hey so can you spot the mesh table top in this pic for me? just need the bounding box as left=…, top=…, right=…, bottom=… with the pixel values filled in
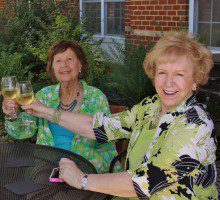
left=0, top=143, right=106, bottom=200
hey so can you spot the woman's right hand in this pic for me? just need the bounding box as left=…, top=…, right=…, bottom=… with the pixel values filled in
left=21, top=99, right=52, bottom=119
left=2, top=98, right=19, bottom=116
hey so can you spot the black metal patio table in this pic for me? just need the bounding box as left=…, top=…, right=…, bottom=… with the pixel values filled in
left=0, top=143, right=106, bottom=200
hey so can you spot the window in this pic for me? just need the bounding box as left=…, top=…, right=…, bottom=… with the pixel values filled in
left=190, top=0, right=220, bottom=49
left=80, top=0, right=125, bottom=37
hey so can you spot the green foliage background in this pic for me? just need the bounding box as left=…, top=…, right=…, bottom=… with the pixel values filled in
left=104, top=38, right=156, bottom=103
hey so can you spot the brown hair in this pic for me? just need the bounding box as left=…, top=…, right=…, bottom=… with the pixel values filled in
left=46, top=40, right=88, bottom=82
left=144, top=31, right=213, bottom=86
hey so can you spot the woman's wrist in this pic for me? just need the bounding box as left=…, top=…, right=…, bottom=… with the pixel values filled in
left=40, top=107, right=55, bottom=122
left=52, top=108, right=63, bottom=124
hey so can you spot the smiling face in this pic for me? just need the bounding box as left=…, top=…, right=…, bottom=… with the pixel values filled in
left=154, top=57, right=195, bottom=112
left=52, top=48, right=81, bottom=84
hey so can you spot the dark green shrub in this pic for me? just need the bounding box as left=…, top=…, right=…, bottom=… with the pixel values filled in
left=104, top=37, right=156, bottom=104
left=0, top=0, right=79, bottom=82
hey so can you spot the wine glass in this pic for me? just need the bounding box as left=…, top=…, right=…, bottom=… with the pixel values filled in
left=1, top=76, right=18, bottom=120
left=16, top=81, right=35, bottom=125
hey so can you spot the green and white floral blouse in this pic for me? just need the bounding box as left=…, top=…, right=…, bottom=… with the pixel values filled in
left=93, top=94, right=218, bottom=199
left=5, top=81, right=120, bottom=173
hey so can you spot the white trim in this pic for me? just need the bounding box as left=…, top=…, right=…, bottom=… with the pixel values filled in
left=188, top=0, right=194, bottom=33
left=101, top=0, right=105, bottom=37
left=79, top=0, right=83, bottom=20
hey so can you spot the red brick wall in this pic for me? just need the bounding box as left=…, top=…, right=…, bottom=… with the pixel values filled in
left=125, top=0, right=189, bottom=45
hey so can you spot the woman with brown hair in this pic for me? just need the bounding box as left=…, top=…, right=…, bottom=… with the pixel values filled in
left=2, top=40, right=120, bottom=174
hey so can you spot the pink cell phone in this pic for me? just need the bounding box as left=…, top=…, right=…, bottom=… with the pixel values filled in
left=49, top=167, right=64, bottom=182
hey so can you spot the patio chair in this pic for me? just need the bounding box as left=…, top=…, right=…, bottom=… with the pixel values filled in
left=103, top=90, right=135, bottom=155
left=196, top=69, right=220, bottom=195
left=102, top=90, right=136, bottom=110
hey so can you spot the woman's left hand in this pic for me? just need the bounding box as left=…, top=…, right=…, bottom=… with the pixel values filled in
left=59, top=158, right=84, bottom=189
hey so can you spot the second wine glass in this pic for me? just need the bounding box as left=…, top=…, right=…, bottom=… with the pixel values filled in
left=16, top=81, right=35, bottom=125
left=1, top=76, right=18, bottom=120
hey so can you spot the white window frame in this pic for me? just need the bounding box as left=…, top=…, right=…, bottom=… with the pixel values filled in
left=79, top=0, right=125, bottom=42
left=189, top=0, right=220, bottom=53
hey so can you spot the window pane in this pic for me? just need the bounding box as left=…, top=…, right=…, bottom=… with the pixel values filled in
left=198, top=23, right=211, bottom=46
left=198, top=0, right=211, bottom=21
left=83, top=3, right=101, bottom=34
left=212, top=24, right=220, bottom=46
left=105, top=2, right=125, bottom=35
left=213, top=0, right=220, bottom=21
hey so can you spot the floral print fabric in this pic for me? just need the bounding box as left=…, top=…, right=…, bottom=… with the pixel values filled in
left=5, top=81, right=120, bottom=173
left=93, top=94, right=218, bottom=199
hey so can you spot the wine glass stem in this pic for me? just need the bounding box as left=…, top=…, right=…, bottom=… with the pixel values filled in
left=25, top=110, right=29, bottom=122
left=12, top=107, right=16, bottom=118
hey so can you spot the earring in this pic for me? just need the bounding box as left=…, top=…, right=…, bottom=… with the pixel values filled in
left=192, top=84, right=197, bottom=91
left=78, top=68, right=83, bottom=79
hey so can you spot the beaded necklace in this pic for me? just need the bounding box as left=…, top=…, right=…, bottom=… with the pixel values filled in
left=58, top=90, right=80, bottom=112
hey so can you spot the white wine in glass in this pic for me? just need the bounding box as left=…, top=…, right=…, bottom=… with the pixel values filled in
left=1, top=76, right=18, bottom=119
left=16, top=81, right=35, bottom=125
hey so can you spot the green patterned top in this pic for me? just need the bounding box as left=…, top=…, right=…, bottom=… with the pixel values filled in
left=5, top=81, right=120, bottom=173
left=93, top=94, right=218, bottom=199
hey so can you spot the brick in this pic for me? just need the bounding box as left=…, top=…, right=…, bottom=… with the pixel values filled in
left=173, top=5, right=181, bottom=10
left=177, top=10, right=188, bottom=15
left=172, top=16, right=180, bottom=21
left=168, top=11, right=176, bottom=15
left=158, top=21, right=167, bottom=26
left=181, top=5, right=189, bottom=10
left=145, top=16, right=154, bottom=20
left=138, top=15, right=146, bottom=20
left=151, top=0, right=159, bottom=4
left=135, top=1, right=142, bottom=5
left=146, top=5, right=154, bottom=10
left=147, top=26, right=154, bottom=30
left=159, top=0, right=168, bottom=4
left=155, top=5, right=163, bottom=10
left=168, top=22, right=177, bottom=26
left=155, top=27, right=162, bottom=31
left=130, top=15, right=138, bottom=20
left=150, top=11, right=159, bottom=15
left=134, top=11, right=141, bottom=15
left=178, top=0, right=188, bottom=4
left=163, top=16, right=172, bottom=21
left=168, top=0, right=177, bottom=4
left=155, top=16, right=162, bottom=20
left=138, top=26, right=146, bottom=30
left=142, top=11, right=150, bottom=15
left=163, top=27, right=172, bottom=31
left=138, top=6, right=146, bottom=10
left=142, top=21, right=150, bottom=25
left=130, top=6, right=138, bottom=10
left=159, top=11, right=167, bottom=15
left=177, top=21, right=188, bottom=27
left=150, top=21, right=157, bottom=26
left=164, top=5, right=172, bottom=10
left=135, top=21, right=142, bottom=25
left=130, top=25, right=138, bottom=29
left=142, top=1, right=150, bottom=5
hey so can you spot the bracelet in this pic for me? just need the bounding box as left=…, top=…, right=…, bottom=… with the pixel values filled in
left=81, top=174, right=88, bottom=190
left=53, top=108, right=63, bottom=124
